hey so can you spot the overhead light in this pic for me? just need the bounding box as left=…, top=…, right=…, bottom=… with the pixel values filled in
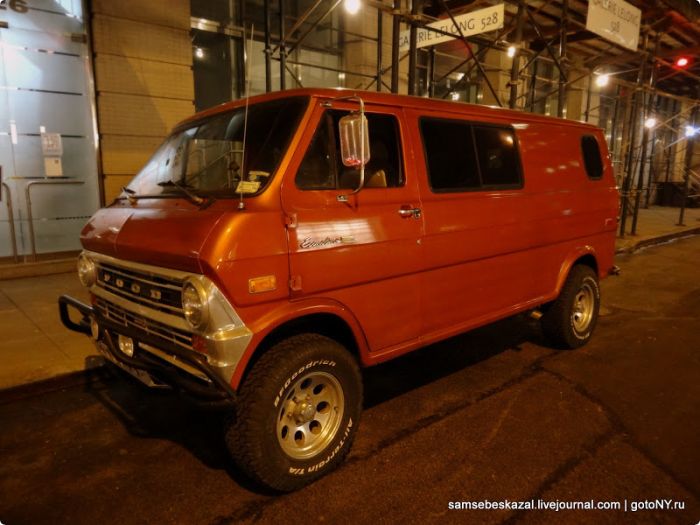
left=344, top=0, right=361, bottom=14
left=507, top=46, right=516, bottom=58
left=686, top=125, right=698, bottom=137
left=450, top=91, right=460, bottom=101
left=195, top=47, right=204, bottom=59
left=595, top=73, right=610, bottom=87
left=644, top=117, right=656, bottom=129
left=675, top=56, right=690, bottom=68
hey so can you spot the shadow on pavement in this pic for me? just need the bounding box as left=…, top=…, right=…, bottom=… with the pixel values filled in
left=84, top=312, right=546, bottom=494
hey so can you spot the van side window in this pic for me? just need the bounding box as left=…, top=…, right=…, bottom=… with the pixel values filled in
left=420, top=118, right=521, bottom=192
left=473, top=126, right=520, bottom=187
left=419, top=118, right=479, bottom=191
left=295, top=114, right=336, bottom=190
left=296, top=111, right=403, bottom=190
left=581, top=135, right=603, bottom=180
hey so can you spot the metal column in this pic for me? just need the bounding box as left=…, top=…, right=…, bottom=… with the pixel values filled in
left=584, top=73, right=593, bottom=122
left=619, top=41, right=647, bottom=237
left=508, top=1, right=525, bottom=109
left=557, top=0, right=568, bottom=117
left=391, top=0, right=400, bottom=93
left=407, top=0, right=419, bottom=95
left=678, top=107, right=697, bottom=226
left=376, top=8, right=383, bottom=92
left=428, top=46, right=436, bottom=98
left=279, top=0, right=286, bottom=90
left=264, top=0, right=272, bottom=92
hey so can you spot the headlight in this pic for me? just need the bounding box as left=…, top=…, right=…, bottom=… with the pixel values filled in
left=182, top=280, right=209, bottom=329
left=77, top=254, right=97, bottom=287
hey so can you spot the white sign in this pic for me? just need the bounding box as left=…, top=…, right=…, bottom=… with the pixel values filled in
left=586, top=0, right=641, bottom=51
left=41, top=132, right=63, bottom=156
left=44, top=157, right=63, bottom=177
left=399, top=4, right=505, bottom=51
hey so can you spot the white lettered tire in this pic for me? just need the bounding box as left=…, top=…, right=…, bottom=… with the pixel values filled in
left=225, top=333, right=362, bottom=491
left=541, top=264, right=600, bottom=349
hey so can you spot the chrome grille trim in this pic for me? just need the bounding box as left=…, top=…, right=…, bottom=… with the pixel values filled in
left=91, top=286, right=190, bottom=331
left=95, top=298, right=193, bottom=351
left=81, top=250, right=254, bottom=386
left=97, top=264, right=182, bottom=291
left=96, top=262, right=184, bottom=316
left=98, top=280, right=183, bottom=315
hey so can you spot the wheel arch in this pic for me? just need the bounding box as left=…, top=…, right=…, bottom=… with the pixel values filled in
left=230, top=302, right=369, bottom=390
left=555, top=247, right=599, bottom=296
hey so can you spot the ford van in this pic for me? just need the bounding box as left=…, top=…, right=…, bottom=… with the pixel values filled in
left=59, top=88, right=619, bottom=491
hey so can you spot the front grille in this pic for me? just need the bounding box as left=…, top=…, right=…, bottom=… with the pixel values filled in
left=95, top=298, right=193, bottom=351
left=96, top=262, right=184, bottom=317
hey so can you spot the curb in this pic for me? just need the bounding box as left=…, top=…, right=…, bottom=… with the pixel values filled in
left=615, top=227, right=700, bottom=254
left=0, top=258, right=76, bottom=281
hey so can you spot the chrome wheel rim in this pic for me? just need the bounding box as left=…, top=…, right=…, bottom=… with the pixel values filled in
left=572, top=281, right=595, bottom=334
left=276, top=371, right=344, bottom=460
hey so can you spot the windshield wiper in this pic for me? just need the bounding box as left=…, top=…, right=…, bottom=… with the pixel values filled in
left=121, top=186, right=138, bottom=205
left=157, top=179, right=211, bottom=208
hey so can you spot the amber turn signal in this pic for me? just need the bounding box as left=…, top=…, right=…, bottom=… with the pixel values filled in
left=248, top=275, right=277, bottom=294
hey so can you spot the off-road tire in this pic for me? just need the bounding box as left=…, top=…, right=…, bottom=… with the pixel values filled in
left=541, top=265, right=600, bottom=349
left=225, top=334, right=362, bottom=492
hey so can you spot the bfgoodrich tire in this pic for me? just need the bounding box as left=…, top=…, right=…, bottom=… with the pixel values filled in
left=225, top=334, right=362, bottom=492
left=541, top=265, right=600, bottom=349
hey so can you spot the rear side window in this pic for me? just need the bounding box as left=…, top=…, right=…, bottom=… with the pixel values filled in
left=420, top=117, right=521, bottom=192
left=581, top=135, right=603, bottom=180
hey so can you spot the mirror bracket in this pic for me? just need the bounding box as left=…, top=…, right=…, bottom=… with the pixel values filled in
left=326, top=94, right=368, bottom=202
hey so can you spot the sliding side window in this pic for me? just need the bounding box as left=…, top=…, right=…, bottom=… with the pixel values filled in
left=473, top=126, right=521, bottom=188
left=420, top=118, right=521, bottom=192
left=420, top=118, right=479, bottom=191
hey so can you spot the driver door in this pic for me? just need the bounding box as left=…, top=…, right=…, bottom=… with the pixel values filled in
left=280, top=101, right=424, bottom=353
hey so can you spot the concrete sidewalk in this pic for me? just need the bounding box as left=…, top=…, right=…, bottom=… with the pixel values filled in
left=615, top=205, right=700, bottom=253
left=1, top=205, right=699, bottom=393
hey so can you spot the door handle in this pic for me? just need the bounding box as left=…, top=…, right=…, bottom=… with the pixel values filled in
left=398, top=207, right=421, bottom=219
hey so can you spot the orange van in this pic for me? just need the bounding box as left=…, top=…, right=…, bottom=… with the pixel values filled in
left=59, top=88, right=619, bottom=491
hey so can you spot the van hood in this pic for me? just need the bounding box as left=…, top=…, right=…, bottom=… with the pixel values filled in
left=81, top=205, right=226, bottom=273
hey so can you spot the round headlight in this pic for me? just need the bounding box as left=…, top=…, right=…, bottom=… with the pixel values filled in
left=77, top=254, right=97, bottom=287
left=182, top=280, right=209, bottom=329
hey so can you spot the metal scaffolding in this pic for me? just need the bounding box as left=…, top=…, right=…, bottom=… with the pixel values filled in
left=222, top=0, right=700, bottom=236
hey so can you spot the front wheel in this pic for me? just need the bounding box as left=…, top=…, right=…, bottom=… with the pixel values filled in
left=225, top=334, right=362, bottom=492
left=541, top=265, right=600, bottom=349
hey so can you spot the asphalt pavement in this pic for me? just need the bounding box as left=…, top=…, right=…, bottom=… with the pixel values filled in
left=1, top=236, right=699, bottom=525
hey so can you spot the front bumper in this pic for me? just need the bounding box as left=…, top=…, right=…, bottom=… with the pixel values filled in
left=59, top=295, right=237, bottom=403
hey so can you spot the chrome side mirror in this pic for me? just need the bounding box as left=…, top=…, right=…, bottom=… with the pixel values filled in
left=339, top=113, right=370, bottom=168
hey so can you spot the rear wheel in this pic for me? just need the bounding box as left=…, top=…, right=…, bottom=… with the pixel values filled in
left=225, top=334, right=362, bottom=492
left=541, top=265, right=600, bottom=349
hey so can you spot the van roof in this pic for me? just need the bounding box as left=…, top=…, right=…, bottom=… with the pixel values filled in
left=176, top=87, right=601, bottom=132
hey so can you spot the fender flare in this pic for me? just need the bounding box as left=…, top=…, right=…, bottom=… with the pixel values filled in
left=230, top=297, right=370, bottom=390
left=554, top=245, right=598, bottom=296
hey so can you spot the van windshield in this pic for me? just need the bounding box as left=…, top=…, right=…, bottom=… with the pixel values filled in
left=124, top=97, right=308, bottom=199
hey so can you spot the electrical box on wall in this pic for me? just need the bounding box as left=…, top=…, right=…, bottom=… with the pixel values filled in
left=41, top=132, right=64, bottom=177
